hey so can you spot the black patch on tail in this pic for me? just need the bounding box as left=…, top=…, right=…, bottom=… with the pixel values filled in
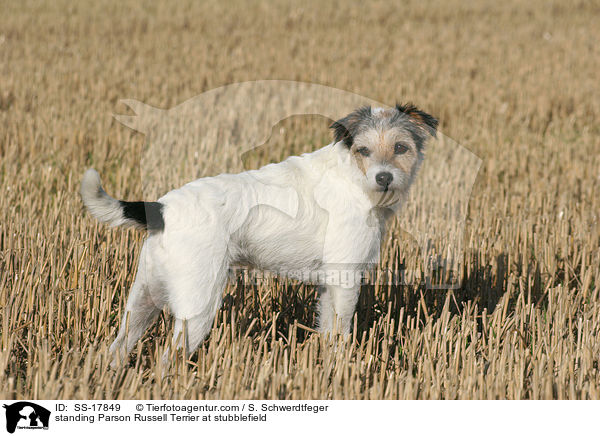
left=120, top=201, right=165, bottom=231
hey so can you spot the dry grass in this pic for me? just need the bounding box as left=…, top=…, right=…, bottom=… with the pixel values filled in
left=1, top=0, right=599, bottom=399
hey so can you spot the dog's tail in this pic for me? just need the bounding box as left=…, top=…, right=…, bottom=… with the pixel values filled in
left=80, top=168, right=164, bottom=231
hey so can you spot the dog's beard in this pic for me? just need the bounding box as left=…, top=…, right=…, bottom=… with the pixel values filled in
left=372, top=189, right=399, bottom=208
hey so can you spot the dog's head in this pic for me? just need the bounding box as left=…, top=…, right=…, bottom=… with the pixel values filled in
left=331, top=103, right=437, bottom=196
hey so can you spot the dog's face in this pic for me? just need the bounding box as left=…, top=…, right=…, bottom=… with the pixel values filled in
left=331, top=104, right=438, bottom=195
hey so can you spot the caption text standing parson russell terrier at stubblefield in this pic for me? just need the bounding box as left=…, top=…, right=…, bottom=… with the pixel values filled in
left=80, top=103, right=437, bottom=363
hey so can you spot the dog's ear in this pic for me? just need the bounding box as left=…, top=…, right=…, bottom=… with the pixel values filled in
left=330, top=119, right=351, bottom=147
left=330, top=106, right=372, bottom=148
left=396, top=103, right=438, bottom=139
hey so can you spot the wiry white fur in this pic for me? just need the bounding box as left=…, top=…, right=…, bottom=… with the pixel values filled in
left=80, top=168, right=142, bottom=228
left=84, top=140, right=422, bottom=365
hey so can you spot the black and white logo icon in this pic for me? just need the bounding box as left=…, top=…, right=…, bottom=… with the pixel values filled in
left=2, top=402, right=50, bottom=434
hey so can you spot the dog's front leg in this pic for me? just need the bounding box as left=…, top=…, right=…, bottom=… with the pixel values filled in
left=317, top=284, right=360, bottom=337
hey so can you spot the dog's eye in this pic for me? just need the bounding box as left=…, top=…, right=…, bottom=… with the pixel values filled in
left=394, top=142, right=409, bottom=155
left=356, top=147, right=371, bottom=157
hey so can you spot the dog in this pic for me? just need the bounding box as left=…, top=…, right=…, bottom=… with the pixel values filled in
left=80, top=103, right=437, bottom=363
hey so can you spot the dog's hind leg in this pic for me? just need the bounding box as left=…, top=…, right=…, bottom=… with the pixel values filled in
left=160, top=241, right=230, bottom=366
left=170, top=311, right=218, bottom=356
left=109, top=279, right=161, bottom=365
left=161, top=295, right=225, bottom=367
left=109, top=244, right=162, bottom=365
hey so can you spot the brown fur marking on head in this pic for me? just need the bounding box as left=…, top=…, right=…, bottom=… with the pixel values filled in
left=350, top=127, right=419, bottom=176
left=395, top=102, right=438, bottom=140
left=352, top=148, right=368, bottom=174
left=332, top=104, right=436, bottom=184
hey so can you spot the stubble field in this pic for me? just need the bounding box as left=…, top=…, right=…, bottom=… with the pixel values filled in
left=1, top=0, right=599, bottom=399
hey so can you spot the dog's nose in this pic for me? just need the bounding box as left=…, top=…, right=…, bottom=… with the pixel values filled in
left=375, top=172, right=393, bottom=188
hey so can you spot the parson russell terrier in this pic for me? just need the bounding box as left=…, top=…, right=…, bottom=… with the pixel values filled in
left=80, top=103, right=437, bottom=363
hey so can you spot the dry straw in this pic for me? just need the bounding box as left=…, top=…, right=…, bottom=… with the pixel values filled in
left=0, top=0, right=598, bottom=399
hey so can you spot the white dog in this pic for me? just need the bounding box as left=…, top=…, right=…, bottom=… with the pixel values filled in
left=80, top=103, right=437, bottom=362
